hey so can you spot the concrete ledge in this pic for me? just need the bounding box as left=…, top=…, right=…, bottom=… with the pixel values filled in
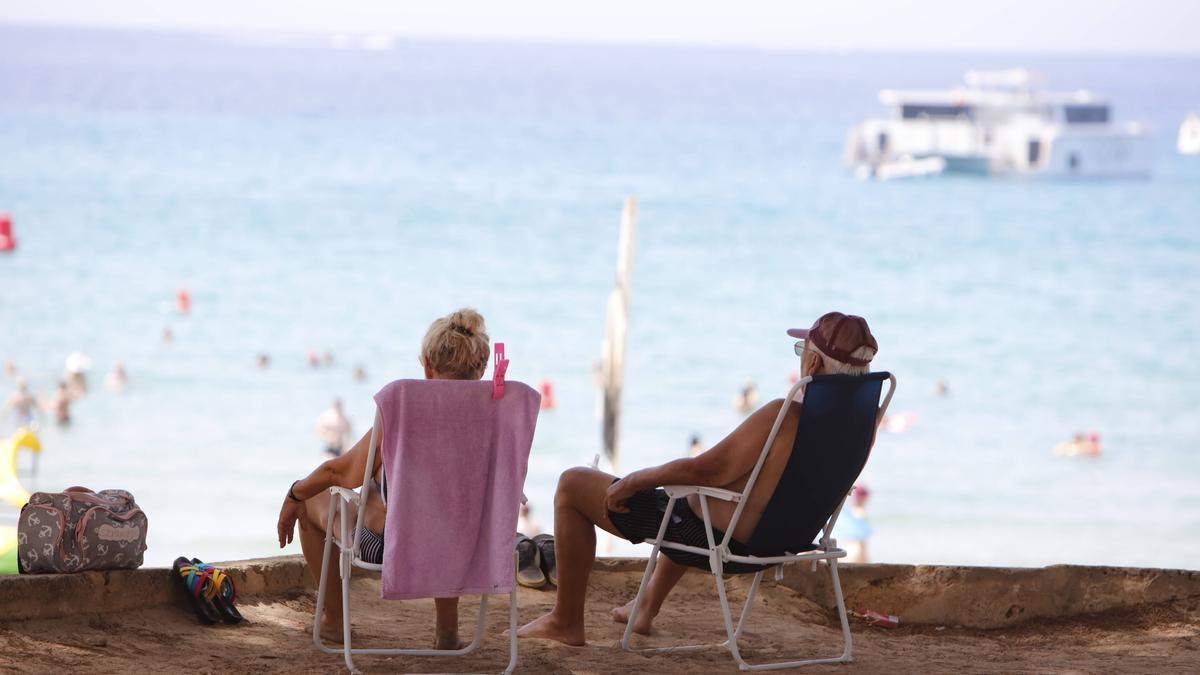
left=0, top=555, right=314, bottom=622
left=2, top=556, right=1197, bottom=628
left=777, top=562, right=1200, bottom=629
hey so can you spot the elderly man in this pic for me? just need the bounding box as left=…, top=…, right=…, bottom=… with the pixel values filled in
left=518, top=312, right=878, bottom=645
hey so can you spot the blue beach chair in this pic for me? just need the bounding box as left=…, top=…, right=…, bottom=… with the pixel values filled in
left=620, top=371, right=897, bottom=670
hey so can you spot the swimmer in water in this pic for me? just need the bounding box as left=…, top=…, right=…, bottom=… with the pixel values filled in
left=64, top=352, right=90, bottom=399
left=176, top=289, right=191, bottom=314
left=47, top=381, right=71, bottom=426
left=539, top=380, right=556, bottom=410
left=733, top=380, right=759, bottom=415
left=1054, top=432, right=1101, bottom=458
left=4, top=377, right=38, bottom=428
left=315, top=398, right=352, bottom=458
left=105, top=361, right=128, bottom=393
left=688, top=434, right=704, bottom=457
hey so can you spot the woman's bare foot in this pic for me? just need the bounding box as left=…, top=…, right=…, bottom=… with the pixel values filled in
left=434, top=633, right=468, bottom=650
left=611, top=599, right=655, bottom=635
left=516, top=612, right=586, bottom=646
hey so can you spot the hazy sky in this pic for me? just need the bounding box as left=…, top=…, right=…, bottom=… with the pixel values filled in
left=4, top=0, right=1198, bottom=54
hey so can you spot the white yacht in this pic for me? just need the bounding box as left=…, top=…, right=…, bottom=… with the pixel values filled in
left=1178, top=113, right=1200, bottom=155
left=844, top=69, right=1153, bottom=179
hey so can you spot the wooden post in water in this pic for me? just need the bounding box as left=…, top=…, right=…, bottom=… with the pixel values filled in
left=601, top=197, right=637, bottom=475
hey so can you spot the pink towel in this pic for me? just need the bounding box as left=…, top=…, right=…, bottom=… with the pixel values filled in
left=375, top=379, right=540, bottom=600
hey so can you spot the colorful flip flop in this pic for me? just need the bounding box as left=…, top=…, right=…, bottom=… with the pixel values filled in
left=515, top=534, right=546, bottom=589
left=173, top=556, right=221, bottom=625
left=191, top=558, right=244, bottom=624
left=532, top=534, right=557, bottom=587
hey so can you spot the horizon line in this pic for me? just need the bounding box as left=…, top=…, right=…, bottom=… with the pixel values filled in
left=3, top=20, right=1200, bottom=59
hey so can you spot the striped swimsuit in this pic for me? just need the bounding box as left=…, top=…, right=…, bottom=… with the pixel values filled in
left=356, top=473, right=386, bottom=565
left=357, top=526, right=385, bottom=565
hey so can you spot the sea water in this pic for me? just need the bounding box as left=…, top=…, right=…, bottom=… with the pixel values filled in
left=1, top=26, right=1198, bottom=570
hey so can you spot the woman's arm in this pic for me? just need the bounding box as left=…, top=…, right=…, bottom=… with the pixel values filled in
left=291, top=428, right=377, bottom=499
left=276, top=428, right=381, bottom=547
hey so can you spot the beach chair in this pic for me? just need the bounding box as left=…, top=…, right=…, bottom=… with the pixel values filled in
left=313, top=371, right=540, bottom=674
left=620, top=372, right=896, bottom=670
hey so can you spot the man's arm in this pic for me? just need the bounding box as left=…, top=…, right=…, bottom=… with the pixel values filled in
left=607, top=400, right=788, bottom=512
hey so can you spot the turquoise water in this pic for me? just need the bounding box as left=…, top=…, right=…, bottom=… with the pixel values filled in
left=1, top=26, right=1198, bottom=569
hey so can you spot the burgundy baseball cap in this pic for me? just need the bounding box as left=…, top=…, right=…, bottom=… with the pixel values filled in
left=787, top=312, right=878, bottom=367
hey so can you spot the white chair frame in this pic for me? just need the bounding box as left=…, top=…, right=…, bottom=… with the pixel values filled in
left=620, top=373, right=897, bottom=670
left=313, top=408, right=519, bottom=674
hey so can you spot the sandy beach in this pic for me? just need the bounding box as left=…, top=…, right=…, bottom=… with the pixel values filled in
left=2, top=557, right=1197, bottom=673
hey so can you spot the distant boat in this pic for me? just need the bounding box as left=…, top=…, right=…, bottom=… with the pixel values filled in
left=1179, top=113, right=1200, bottom=156
left=856, top=155, right=946, bottom=181
left=844, top=69, right=1153, bottom=179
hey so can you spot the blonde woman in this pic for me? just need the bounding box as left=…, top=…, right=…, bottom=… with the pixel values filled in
left=277, top=308, right=491, bottom=648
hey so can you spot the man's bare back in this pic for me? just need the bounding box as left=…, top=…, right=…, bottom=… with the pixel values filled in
left=684, top=399, right=802, bottom=543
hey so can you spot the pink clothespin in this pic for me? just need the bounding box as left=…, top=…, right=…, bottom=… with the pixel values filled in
left=492, top=342, right=509, bottom=400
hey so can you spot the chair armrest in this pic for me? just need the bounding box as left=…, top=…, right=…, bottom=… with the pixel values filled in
left=662, top=485, right=741, bottom=502
left=329, top=487, right=360, bottom=503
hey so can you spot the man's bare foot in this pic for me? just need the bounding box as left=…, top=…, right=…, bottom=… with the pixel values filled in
left=611, top=599, right=655, bottom=635
left=319, top=617, right=347, bottom=644
left=434, top=633, right=468, bottom=650
left=516, top=612, right=586, bottom=646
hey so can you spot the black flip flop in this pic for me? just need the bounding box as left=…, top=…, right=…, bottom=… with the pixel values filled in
left=192, top=558, right=244, bottom=624
left=532, top=534, right=557, bottom=586
left=173, top=556, right=221, bottom=625
left=515, top=534, right=546, bottom=589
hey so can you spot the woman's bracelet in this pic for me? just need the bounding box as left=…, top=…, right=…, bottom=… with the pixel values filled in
left=288, top=480, right=303, bottom=502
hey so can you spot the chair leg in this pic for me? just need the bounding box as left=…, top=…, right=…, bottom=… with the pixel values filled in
left=313, top=497, right=339, bottom=653
left=712, top=559, right=751, bottom=669
left=339, top=501, right=357, bottom=673
left=504, top=552, right=519, bottom=675
left=461, top=596, right=489, bottom=654
left=828, top=558, right=853, bottom=662
left=732, top=569, right=765, bottom=642
left=720, top=559, right=854, bottom=670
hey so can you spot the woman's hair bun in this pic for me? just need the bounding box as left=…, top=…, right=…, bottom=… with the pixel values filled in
left=420, top=308, right=490, bottom=379
left=447, top=309, right=485, bottom=338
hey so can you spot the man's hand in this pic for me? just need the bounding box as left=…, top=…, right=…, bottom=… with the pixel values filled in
left=605, top=475, right=638, bottom=513
left=277, top=495, right=307, bottom=548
